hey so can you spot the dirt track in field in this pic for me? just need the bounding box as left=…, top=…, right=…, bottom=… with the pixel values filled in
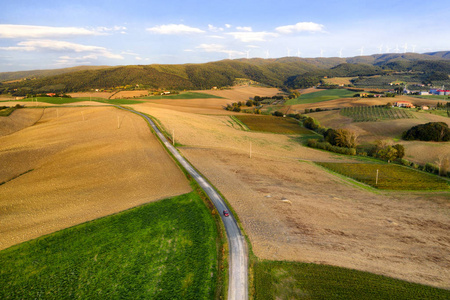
left=130, top=90, right=450, bottom=288
left=0, top=107, right=190, bottom=250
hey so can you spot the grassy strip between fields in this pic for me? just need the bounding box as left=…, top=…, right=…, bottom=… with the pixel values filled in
left=142, top=92, right=223, bottom=100
left=253, top=260, right=450, bottom=300
left=316, top=162, right=449, bottom=190
left=285, top=89, right=356, bottom=105
left=235, top=115, right=315, bottom=134
left=0, top=191, right=221, bottom=299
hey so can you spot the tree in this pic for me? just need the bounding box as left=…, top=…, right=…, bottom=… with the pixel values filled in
left=392, top=144, right=405, bottom=159
left=334, top=129, right=358, bottom=148
left=376, top=146, right=398, bottom=162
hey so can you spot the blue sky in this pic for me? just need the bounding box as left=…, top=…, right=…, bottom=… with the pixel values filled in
left=0, top=0, right=449, bottom=71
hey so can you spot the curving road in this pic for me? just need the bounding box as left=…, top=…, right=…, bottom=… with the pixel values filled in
left=123, top=107, right=248, bottom=300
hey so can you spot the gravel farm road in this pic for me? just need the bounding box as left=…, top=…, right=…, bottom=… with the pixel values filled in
left=124, top=107, right=248, bottom=300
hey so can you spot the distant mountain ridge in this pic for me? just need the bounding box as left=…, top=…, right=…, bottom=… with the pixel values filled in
left=1, top=51, right=449, bottom=93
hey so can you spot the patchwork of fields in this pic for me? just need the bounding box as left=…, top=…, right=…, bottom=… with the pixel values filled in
left=1, top=86, right=450, bottom=297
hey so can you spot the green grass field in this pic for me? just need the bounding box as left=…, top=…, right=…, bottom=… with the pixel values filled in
left=18, top=97, right=144, bottom=105
left=254, top=261, right=450, bottom=300
left=144, top=92, right=223, bottom=100
left=340, top=106, right=415, bottom=122
left=235, top=115, right=315, bottom=134
left=316, top=162, right=449, bottom=190
left=285, top=89, right=356, bottom=105
left=0, top=106, right=17, bottom=116
left=0, top=192, right=219, bottom=299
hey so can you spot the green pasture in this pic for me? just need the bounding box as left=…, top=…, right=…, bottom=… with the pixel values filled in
left=316, top=162, right=449, bottom=190
left=143, top=92, right=223, bottom=100
left=285, top=89, right=355, bottom=105
left=254, top=260, right=450, bottom=300
left=0, top=192, right=219, bottom=299
left=235, top=115, right=314, bottom=134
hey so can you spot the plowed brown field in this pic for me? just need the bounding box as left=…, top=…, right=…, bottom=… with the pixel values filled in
left=0, top=107, right=190, bottom=250
left=130, top=97, right=450, bottom=289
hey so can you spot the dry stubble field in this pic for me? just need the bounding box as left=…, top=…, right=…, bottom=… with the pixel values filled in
left=130, top=92, right=450, bottom=289
left=0, top=107, right=190, bottom=250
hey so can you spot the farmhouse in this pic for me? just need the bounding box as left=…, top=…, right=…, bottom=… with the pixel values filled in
left=421, top=105, right=429, bottom=110
left=394, top=101, right=414, bottom=108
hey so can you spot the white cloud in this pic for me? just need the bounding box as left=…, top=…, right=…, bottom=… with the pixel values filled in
left=236, top=26, right=252, bottom=32
left=208, top=35, right=225, bottom=39
left=146, top=24, right=205, bottom=34
left=196, top=43, right=244, bottom=56
left=0, top=24, right=104, bottom=39
left=0, top=40, right=123, bottom=59
left=225, top=24, right=232, bottom=29
left=226, top=31, right=278, bottom=42
left=208, top=24, right=223, bottom=32
left=275, top=22, right=325, bottom=34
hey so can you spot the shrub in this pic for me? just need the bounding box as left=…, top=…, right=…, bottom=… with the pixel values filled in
left=272, top=111, right=284, bottom=117
left=425, top=163, right=439, bottom=174
left=303, top=117, right=319, bottom=130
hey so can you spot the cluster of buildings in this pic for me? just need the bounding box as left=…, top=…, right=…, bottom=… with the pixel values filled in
left=402, top=88, right=450, bottom=96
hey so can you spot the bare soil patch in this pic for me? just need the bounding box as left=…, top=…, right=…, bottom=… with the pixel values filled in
left=130, top=102, right=450, bottom=289
left=0, top=109, right=44, bottom=137
left=196, top=86, right=281, bottom=102
left=0, top=107, right=190, bottom=250
left=143, top=98, right=235, bottom=114
left=68, top=92, right=113, bottom=99
left=111, top=90, right=149, bottom=99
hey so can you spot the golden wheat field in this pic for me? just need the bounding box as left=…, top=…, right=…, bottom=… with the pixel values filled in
left=0, top=107, right=190, bottom=250
left=130, top=95, right=450, bottom=288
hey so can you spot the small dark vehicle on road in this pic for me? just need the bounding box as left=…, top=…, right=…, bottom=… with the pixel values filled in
left=223, top=210, right=229, bottom=217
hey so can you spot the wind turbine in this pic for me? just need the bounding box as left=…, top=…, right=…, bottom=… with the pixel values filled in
left=265, top=50, right=270, bottom=59
left=411, top=45, right=417, bottom=53
left=385, top=45, right=391, bottom=53
left=378, top=44, right=383, bottom=53
left=358, top=46, right=364, bottom=56
left=320, top=48, right=324, bottom=57
left=338, top=48, right=343, bottom=58
left=286, top=47, right=291, bottom=57
left=246, top=49, right=250, bottom=59
left=403, top=43, right=408, bottom=53
left=395, top=44, right=400, bottom=53
left=297, top=49, right=301, bottom=57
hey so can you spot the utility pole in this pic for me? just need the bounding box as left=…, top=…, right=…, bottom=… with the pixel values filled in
left=376, top=169, right=379, bottom=186
left=172, top=129, right=175, bottom=146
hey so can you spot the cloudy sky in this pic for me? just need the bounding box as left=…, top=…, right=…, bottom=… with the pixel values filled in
left=0, top=0, right=449, bottom=72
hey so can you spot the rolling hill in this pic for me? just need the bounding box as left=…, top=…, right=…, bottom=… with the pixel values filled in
left=1, top=51, right=449, bottom=94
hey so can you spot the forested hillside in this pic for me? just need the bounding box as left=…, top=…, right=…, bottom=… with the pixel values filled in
left=1, top=51, right=449, bottom=94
